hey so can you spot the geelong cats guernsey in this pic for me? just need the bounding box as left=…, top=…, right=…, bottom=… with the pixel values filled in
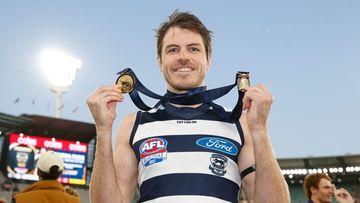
left=130, top=102, right=244, bottom=203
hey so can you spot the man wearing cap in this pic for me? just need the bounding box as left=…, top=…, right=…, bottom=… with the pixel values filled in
left=11, top=151, right=80, bottom=203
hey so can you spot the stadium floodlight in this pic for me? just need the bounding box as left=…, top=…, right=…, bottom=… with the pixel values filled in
left=39, top=49, right=82, bottom=118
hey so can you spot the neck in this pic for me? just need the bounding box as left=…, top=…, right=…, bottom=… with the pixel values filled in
left=165, top=86, right=207, bottom=108
left=310, top=197, right=322, bottom=203
left=166, top=86, right=207, bottom=94
left=167, top=83, right=206, bottom=94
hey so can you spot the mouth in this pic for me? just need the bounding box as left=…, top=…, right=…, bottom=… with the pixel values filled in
left=174, top=66, right=194, bottom=72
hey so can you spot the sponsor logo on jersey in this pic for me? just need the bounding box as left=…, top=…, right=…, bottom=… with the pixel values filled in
left=209, top=154, right=228, bottom=176
left=196, top=137, right=238, bottom=155
left=139, top=138, right=168, bottom=167
left=176, top=120, right=197, bottom=124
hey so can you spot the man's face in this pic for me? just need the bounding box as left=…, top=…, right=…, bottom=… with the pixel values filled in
left=158, top=27, right=210, bottom=93
left=312, top=178, right=334, bottom=203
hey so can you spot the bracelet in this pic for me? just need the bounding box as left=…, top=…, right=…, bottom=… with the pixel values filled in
left=240, top=165, right=256, bottom=179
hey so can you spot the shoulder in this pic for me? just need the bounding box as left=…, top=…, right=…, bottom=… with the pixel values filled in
left=11, top=189, right=32, bottom=202
left=115, top=112, right=138, bottom=145
left=121, top=112, right=138, bottom=128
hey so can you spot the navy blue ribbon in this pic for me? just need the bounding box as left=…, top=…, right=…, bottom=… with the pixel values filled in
left=116, top=68, right=245, bottom=120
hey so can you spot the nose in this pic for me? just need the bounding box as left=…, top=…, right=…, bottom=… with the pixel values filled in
left=178, top=58, right=189, bottom=66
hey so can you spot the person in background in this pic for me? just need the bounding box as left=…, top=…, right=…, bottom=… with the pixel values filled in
left=303, top=173, right=355, bottom=203
left=11, top=151, right=80, bottom=203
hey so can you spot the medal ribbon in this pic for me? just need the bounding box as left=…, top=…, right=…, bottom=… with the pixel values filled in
left=116, top=68, right=246, bottom=120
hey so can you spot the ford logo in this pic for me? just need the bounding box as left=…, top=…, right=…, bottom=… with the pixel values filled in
left=196, top=137, right=238, bottom=155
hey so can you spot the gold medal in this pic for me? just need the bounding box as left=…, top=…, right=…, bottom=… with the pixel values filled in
left=237, top=72, right=250, bottom=92
left=116, top=73, right=135, bottom=93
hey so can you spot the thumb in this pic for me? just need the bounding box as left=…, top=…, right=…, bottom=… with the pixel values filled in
left=332, top=184, right=337, bottom=192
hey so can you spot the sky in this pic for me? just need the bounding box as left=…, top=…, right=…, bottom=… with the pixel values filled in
left=0, top=1, right=359, bottom=159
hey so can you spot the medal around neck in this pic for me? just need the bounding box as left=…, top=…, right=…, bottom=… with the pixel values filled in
left=116, top=70, right=135, bottom=93
left=115, top=67, right=250, bottom=121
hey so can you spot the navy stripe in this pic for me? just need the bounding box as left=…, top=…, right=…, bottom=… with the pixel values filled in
left=139, top=103, right=235, bottom=124
left=139, top=173, right=239, bottom=203
left=133, top=135, right=241, bottom=163
left=140, top=111, right=234, bottom=123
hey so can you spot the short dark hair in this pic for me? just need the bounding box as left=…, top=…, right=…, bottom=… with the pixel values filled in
left=303, top=173, right=332, bottom=199
left=37, top=166, right=63, bottom=180
left=156, top=10, right=212, bottom=61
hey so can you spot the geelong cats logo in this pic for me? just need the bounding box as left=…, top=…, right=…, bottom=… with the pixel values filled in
left=209, top=154, right=228, bottom=176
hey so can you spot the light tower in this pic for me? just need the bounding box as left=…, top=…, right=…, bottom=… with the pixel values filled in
left=40, top=49, right=82, bottom=118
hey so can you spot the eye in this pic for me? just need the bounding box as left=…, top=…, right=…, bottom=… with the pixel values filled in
left=166, top=47, right=178, bottom=54
left=189, top=47, right=200, bottom=52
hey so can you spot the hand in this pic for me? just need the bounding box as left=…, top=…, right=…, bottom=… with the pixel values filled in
left=64, top=185, right=80, bottom=197
left=332, top=184, right=354, bottom=203
left=86, top=85, right=124, bottom=130
left=242, top=84, right=273, bottom=133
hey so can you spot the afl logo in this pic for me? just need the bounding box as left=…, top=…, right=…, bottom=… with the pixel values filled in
left=139, top=138, right=168, bottom=167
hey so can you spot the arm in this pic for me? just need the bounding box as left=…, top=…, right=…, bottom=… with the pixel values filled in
left=241, top=84, right=290, bottom=203
left=87, top=85, right=137, bottom=203
left=113, top=113, right=139, bottom=202
left=237, top=114, right=255, bottom=201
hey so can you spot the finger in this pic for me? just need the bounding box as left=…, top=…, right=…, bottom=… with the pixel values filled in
left=101, top=91, right=124, bottom=99
left=339, top=188, right=349, bottom=197
left=241, top=85, right=258, bottom=108
left=112, top=84, right=123, bottom=93
left=103, top=95, right=124, bottom=103
left=332, top=184, right=337, bottom=192
left=108, top=101, right=118, bottom=111
left=242, top=94, right=251, bottom=110
left=242, top=86, right=264, bottom=109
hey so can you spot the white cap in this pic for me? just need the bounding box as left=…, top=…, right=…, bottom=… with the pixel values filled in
left=37, top=151, right=64, bottom=173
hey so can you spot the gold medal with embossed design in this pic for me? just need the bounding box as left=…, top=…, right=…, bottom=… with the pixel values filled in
left=237, top=72, right=250, bottom=92
left=116, top=73, right=135, bottom=93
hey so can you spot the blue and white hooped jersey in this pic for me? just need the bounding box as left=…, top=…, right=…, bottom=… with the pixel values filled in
left=130, top=102, right=244, bottom=203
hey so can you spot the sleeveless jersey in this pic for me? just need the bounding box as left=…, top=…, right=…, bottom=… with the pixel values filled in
left=130, top=102, right=244, bottom=203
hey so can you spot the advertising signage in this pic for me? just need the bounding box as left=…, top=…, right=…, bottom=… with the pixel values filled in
left=7, top=133, right=88, bottom=185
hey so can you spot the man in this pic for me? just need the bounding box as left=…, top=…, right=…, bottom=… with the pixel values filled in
left=11, top=151, right=80, bottom=203
left=87, top=10, right=289, bottom=203
left=303, top=173, right=354, bottom=203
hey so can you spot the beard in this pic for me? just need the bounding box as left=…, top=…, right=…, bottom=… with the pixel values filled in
left=162, top=61, right=206, bottom=92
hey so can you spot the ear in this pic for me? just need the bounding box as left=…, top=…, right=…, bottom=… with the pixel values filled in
left=310, top=186, right=317, bottom=195
left=206, top=57, right=211, bottom=72
left=157, top=55, right=164, bottom=72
